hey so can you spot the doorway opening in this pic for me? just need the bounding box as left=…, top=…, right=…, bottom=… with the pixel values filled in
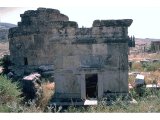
left=24, top=57, right=28, bottom=65
left=85, top=74, right=98, bottom=99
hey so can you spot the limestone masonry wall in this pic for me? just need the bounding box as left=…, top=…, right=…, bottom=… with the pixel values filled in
left=8, top=8, right=133, bottom=100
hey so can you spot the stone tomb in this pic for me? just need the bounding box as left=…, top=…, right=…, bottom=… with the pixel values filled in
left=9, top=8, right=133, bottom=105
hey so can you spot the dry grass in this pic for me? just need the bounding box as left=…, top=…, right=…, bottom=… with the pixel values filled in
left=144, top=71, right=160, bottom=84
left=129, top=53, right=160, bottom=61
left=36, top=82, right=55, bottom=111
left=129, top=52, right=160, bottom=85
left=147, top=53, right=160, bottom=59
left=128, top=75, right=136, bottom=85
left=0, top=42, right=9, bottom=58
left=131, top=62, right=143, bottom=72
left=129, top=54, right=146, bottom=61
left=129, top=71, right=160, bottom=85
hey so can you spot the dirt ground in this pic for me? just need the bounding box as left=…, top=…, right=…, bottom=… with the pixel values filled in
left=129, top=52, right=160, bottom=85
left=129, top=53, right=160, bottom=61
left=0, top=42, right=9, bottom=58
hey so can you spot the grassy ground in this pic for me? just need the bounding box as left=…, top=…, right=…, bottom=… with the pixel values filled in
left=65, top=89, right=160, bottom=112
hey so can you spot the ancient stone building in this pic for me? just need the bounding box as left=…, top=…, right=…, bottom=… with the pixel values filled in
left=151, top=41, right=160, bottom=53
left=8, top=8, right=133, bottom=104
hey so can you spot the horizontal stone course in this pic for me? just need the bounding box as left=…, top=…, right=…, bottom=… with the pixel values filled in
left=93, top=19, right=133, bottom=27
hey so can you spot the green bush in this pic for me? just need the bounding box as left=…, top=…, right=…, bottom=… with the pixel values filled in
left=142, top=62, right=160, bottom=71
left=0, top=75, right=55, bottom=112
left=0, top=76, right=22, bottom=103
left=131, top=61, right=160, bottom=72
left=0, top=75, right=22, bottom=112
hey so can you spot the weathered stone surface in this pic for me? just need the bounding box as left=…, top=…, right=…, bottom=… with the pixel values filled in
left=37, top=65, right=54, bottom=77
left=92, top=19, right=133, bottom=27
left=7, top=71, right=14, bottom=79
left=9, top=8, right=133, bottom=101
left=38, top=65, right=54, bottom=72
left=19, top=8, right=69, bottom=26
left=41, top=71, right=54, bottom=77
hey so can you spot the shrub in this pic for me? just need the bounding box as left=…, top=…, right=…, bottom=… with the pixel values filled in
left=142, top=62, right=160, bottom=71
left=0, top=75, right=22, bottom=104
left=0, top=75, right=56, bottom=112
left=0, top=75, right=22, bottom=112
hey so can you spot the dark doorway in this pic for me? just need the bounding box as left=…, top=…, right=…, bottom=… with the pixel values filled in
left=24, top=57, right=28, bottom=65
left=85, top=74, right=98, bottom=99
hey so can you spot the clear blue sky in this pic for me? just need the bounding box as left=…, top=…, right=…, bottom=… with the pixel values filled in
left=0, top=0, right=160, bottom=39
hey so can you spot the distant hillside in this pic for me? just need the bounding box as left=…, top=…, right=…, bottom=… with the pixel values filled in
left=0, top=22, right=17, bottom=29
left=135, top=38, right=160, bottom=46
left=0, top=22, right=17, bottom=42
left=136, top=38, right=160, bottom=42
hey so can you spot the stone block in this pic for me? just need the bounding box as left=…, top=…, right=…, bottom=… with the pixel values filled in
left=92, top=19, right=133, bottom=27
left=38, top=65, right=54, bottom=72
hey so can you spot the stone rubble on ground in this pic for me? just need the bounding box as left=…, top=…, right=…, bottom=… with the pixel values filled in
left=23, top=72, right=41, bottom=81
left=129, top=98, right=138, bottom=104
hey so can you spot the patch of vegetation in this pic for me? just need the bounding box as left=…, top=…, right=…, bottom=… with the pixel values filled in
left=0, top=75, right=22, bottom=112
left=150, top=53, right=160, bottom=59
left=0, top=76, right=22, bottom=103
left=130, top=61, right=160, bottom=72
left=65, top=88, right=160, bottom=113
left=131, top=62, right=143, bottom=72
left=142, top=62, right=160, bottom=71
left=128, top=75, right=136, bottom=84
left=0, top=75, right=55, bottom=112
left=34, top=81, right=55, bottom=112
